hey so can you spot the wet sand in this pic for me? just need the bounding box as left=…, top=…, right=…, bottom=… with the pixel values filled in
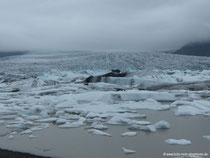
left=0, top=110, right=209, bottom=158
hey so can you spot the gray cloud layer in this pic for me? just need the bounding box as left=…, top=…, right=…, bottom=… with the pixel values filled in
left=0, top=0, right=210, bottom=51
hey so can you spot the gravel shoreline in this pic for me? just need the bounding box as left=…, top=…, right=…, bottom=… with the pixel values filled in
left=0, top=149, right=51, bottom=158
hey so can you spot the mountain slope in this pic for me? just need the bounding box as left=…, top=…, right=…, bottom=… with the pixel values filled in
left=174, top=42, right=210, bottom=57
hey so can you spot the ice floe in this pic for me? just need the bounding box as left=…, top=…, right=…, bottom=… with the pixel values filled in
left=165, top=139, right=192, bottom=145
left=58, top=117, right=86, bottom=128
left=175, top=106, right=204, bottom=116
left=154, top=120, right=171, bottom=129
left=203, top=136, right=210, bottom=140
left=31, top=124, right=49, bottom=131
left=8, top=135, right=14, bottom=139
left=121, top=132, right=137, bottom=137
left=29, top=135, right=37, bottom=139
left=90, top=122, right=108, bottom=130
left=173, top=100, right=210, bottom=116
left=122, top=147, right=136, bottom=154
left=119, top=99, right=170, bottom=111
left=99, top=90, right=176, bottom=102
left=20, top=129, right=32, bottom=134
left=128, top=124, right=156, bottom=132
left=88, top=129, right=111, bottom=137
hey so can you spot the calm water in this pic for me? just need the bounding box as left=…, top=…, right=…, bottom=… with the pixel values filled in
left=0, top=110, right=210, bottom=158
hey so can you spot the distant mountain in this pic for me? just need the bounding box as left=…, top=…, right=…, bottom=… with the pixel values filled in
left=0, top=51, right=27, bottom=58
left=174, top=42, right=210, bottom=57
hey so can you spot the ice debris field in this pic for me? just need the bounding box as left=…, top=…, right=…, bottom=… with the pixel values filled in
left=0, top=51, right=210, bottom=156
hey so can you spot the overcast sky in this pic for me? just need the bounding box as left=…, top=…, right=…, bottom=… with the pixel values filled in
left=0, top=0, right=210, bottom=51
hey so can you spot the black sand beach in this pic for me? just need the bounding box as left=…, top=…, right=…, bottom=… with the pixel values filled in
left=0, top=149, right=51, bottom=158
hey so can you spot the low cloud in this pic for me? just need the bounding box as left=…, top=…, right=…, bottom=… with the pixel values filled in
left=0, top=0, right=210, bottom=51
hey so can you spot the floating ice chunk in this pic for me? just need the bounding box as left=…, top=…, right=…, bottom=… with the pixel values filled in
left=128, top=124, right=144, bottom=130
left=120, top=99, right=170, bottom=111
left=15, top=117, right=25, bottom=122
left=56, top=118, right=68, bottom=125
left=6, top=123, right=27, bottom=129
left=175, top=106, right=204, bottom=116
left=107, top=116, right=130, bottom=125
left=36, top=118, right=57, bottom=123
left=165, top=139, right=191, bottom=145
left=68, top=115, right=81, bottom=120
left=128, top=124, right=156, bottom=132
left=29, top=135, right=37, bottom=139
left=25, top=115, right=40, bottom=121
left=0, top=120, right=4, bottom=125
left=122, top=147, right=136, bottom=154
left=58, top=117, right=86, bottom=128
left=55, top=110, right=65, bottom=117
left=128, top=120, right=151, bottom=125
left=86, top=112, right=101, bottom=118
left=31, top=123, right=49, bottom=131
left=154, top=120, right=171, bottom=129
left=203, top=136, right=210, bottom=140
left=8, top=135, right=14, bottom=139
left=88, top=129, right=111, bottom=137
left=10, top=131, right=18, bottom=135
left=204, top=113, right=210, bottom=117
left=20, top=129, right=32, bottom=134
left=0, top=115, right=17, bottom=120
left=100, top=90, right=175, bottom=102
left=121, top=132, right=137, bottom=137
left=58, top=122, right=72, bottom=128
left=0, top=111, right=17, bottom=115
left=140, top=125, right=156, bottom=132
left=86, top=117, right=106, bottom=123
left=91, top=122, right=108, bottom=130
